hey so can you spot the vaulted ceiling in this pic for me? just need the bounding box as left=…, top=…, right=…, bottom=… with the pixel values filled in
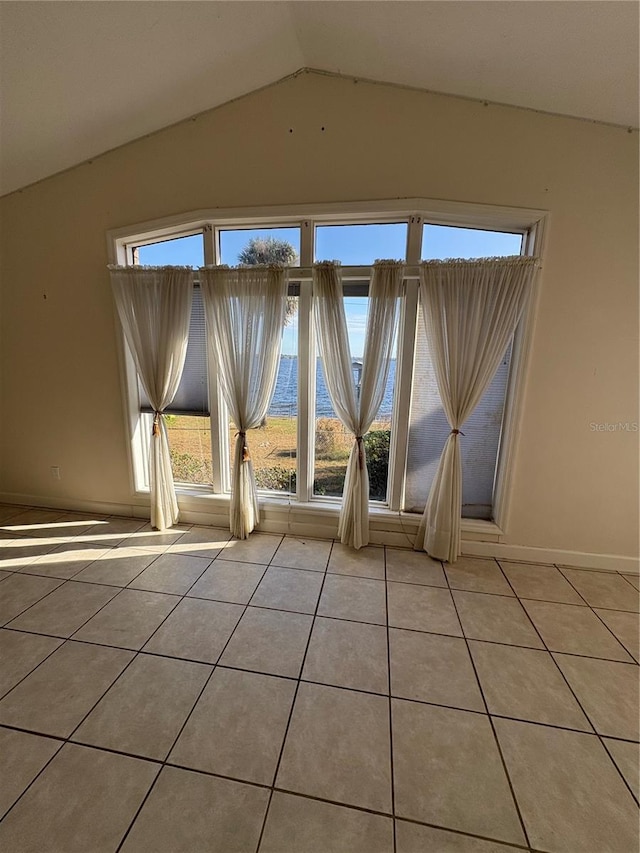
left=1, top=1, right=637, bottom=197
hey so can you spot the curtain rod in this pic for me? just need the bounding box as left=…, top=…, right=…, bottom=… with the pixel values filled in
left=290, top=265, right=421, bottom=280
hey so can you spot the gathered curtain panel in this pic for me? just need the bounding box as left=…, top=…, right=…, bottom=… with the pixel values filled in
left=109, top=266, right=193, bottom=531
left=314, top=261, right=403, bottom=549
left=200, top=265, right=288, bottom=539
left=414, top=255, right=538, bottom=563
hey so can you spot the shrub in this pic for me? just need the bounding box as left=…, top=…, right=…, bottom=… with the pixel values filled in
left=170, top=450, right=212, bottom=485
left=255, top=466, right=296, bottom=492
left=316, top=418, right=349, bottom=458
left=364, top=429, right=390, bottom=501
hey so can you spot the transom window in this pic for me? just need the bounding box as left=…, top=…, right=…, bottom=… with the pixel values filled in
left=111, top=200, right=543, bottom=527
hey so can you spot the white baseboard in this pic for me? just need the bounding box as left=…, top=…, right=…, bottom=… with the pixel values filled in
left=1, top=490, right=637, bottom=574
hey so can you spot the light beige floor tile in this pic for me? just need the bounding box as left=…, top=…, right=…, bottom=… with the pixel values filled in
left=74, top=588, right=180, bottom=649
left=2, top=508, right=66, bottom=529
left=469, top=641, right=591, bottom=730
left=0, top=573, right=64, bottom=624
left=594, top=608, right=639, bottom=660
left=272, top=536, right=332, bottom=572
left=186, top=559, right=266, bottom=604
left=7, top=581, right=119, bottom=637
left=120, top=766, right=268, bottom=853
left=453, top=591, right=544, bottom=648
left=0, top=728, right=62, bottom=818
left=561, top=568, right=640, bottom=612
left=127, top=552, right=211, bottom=595
left=169, top=667, right=295, bottom=784
left=390, top=629, right=484, bottom=710
left=387, top=582, right=462, bottom=635
left=522, top=600, right=632, bottom=660
left=144, top=598, right=244, bottom=663
left=495, top=718, right=639, bottom=853
left=71, top=548, right=157, bottom=586
left=385, top=548, right=447, bottom=587
left=277, top=682, right=391, bottom=812
left=121, top=523, right=192, bottom=553
left=82, top=516, right=148, bottom=547
left=499, top=561, right=583, bottom=604
left=553, top=654, right=640, bottom=740
left=622, top=574, right=640, bottom=592
left=396, top=821, right=519, bottom=852
left=318, top=575, right=386, bottom=624
left=166, top=525, right=232, bottom=559
left=604, top=738, right=640, bottom=800
left=19, top=542, right=112, bottom=579
left=73, top=654, right=210, bottom=759
left=392, top=699, right=524, bottom=845
left=328, top=543, right=385, bottom=579
left=13, top=514, right=104, bottom=540
left=261, top=791, right=394, bottom=853
left=0, top=569, right=13, bottom=581
left=0, top=641, right=134, bottom=736
left=0, top=539, right=58, bottom=569
left=221, top=532, right=282, bottom=565
left=445, top=557, right=513, bottom=596
left=0, top=629, right=63, bottom=697
left=0, top=504, right=25, bottom=524
left=219, top=607, right=313, bottom=677
left=302, top=616, right=389, bottom=693
left=250, top=565, right=323, bottom=614
left=0, top=743, right=157, bottom=853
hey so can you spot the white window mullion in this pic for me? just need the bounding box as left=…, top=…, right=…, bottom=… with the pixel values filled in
left=406, top=214, right=423, bottom=265
left=204, top=224, right=228, bottom=494
left=297, top=221, right=315, bottom=502
left=387, top=279, right=418, bottom=511
left=387, top=215, right=422, bottom=511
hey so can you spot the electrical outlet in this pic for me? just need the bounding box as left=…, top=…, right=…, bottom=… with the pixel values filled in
left=51, top=466, right=61, bottom=480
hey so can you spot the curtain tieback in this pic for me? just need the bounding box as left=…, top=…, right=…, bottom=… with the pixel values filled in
left=355, top=435, right=365, bottom=470
left=235, top=431, right=251, bottom=463
left=152, top=412, right=162, bottom=437
left=451, top=428, right=465, bottom=436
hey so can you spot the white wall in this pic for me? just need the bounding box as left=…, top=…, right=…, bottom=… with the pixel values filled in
left=0, top=71, right=637, bottom=561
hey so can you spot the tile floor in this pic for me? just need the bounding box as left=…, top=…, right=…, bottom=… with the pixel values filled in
left=0, top=503, right=638, bottom=852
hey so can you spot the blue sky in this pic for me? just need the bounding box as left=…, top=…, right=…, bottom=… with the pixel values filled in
left=136, top=224, right=522, bottom=356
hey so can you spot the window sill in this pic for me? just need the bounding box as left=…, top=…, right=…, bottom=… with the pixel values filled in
left=132, top=486, right=504, bottom=544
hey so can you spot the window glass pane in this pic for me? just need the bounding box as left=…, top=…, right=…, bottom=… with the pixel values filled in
left=135, top=233, right=204, bottom=266
left=166, top=416, right=213, bottom=486
left=135, top=234, right=211, bottom=487
left=406, top=226, right=523, bottom=519
left=219, top=227, right=300, bottom=266
left=422, top=225, right=522, bottom=259
left=227, top=298, right=298, bottom=494
left=314, top=296, right=396, bottom=501
left=315, top=223, right=407, bottom=264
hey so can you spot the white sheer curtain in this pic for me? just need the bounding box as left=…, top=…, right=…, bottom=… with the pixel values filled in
left=414, top=256, right=538, bottom=562
left=200, top=266, right=288, bottom=539
left=314, top=261, right=403, bottom=549
left=109, top=266, right=193, bottom=531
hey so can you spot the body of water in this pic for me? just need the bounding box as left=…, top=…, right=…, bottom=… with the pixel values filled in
left=269, top=357, right=396, bottom=418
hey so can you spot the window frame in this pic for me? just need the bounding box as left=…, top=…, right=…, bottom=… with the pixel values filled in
left=107, top=198, right=547, bottom=537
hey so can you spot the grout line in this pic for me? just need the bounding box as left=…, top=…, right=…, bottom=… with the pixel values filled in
left=111, top=541, right=265, bottom=853
left=0, top=730, right=66, bottom=823
left=3, top=610, right=638, bottom=667
left=544, top=568, right=640, bottom=801
left=384, top=546, right=397, bottom=853
left=1, top=519, right=638, bottom=845
left=445, top=561, right=532, bottom=849
left=0, top=716, right=533, bottom=851
left=254, top=537, right=332, bottom=853
left=556, top=565, right=639, bottom=655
